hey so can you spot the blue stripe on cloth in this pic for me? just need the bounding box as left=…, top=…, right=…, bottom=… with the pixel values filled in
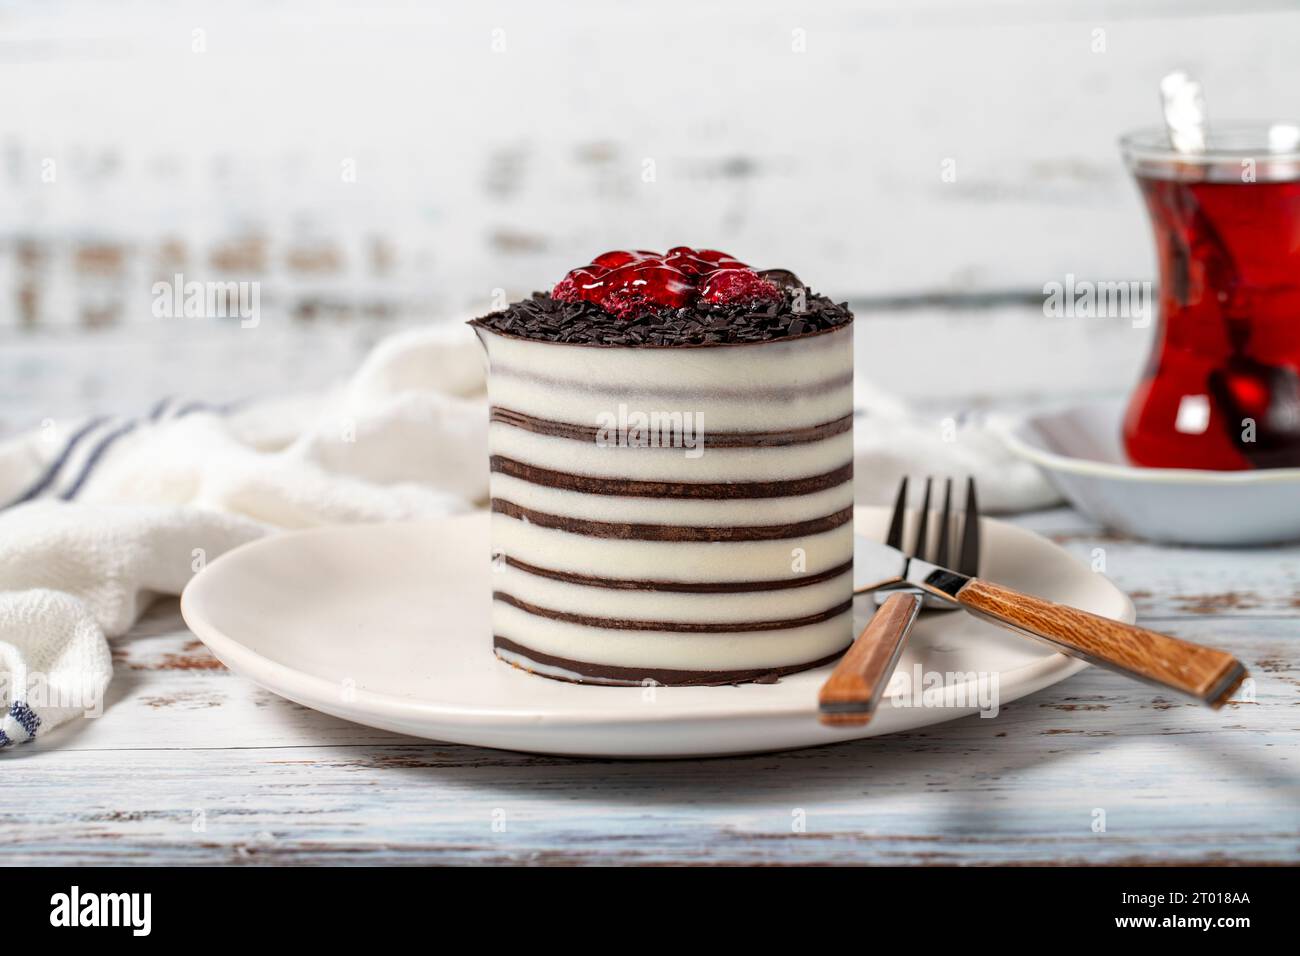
left=174, top=399, right=230, bottom=417
left=5, top=397, right=240, bottom=512
left=60, top=398, right=235, bottom=500
left=149, top=396, right=174, bottom=421
left=3, top=415, right=110, bottom=509
left=8, top=701, right=39, bottom=737
left=59, top=419, right=139, bottom=501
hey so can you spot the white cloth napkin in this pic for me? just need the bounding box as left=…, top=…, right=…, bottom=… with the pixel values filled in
left=0, top=504, right=265, bottom=745
left=0, top=321, right=1054, bottom=746
left=851, top=378, right=1060, bottom=514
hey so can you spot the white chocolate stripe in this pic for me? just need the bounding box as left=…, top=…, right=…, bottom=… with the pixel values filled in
left=488, top=473, right=853, bottom=525
left=495, top=645, right=640, bottom=684
left=490, top=407, right=852, bottom=447
left=495, top=563, right=853, bottom=624
left=490, top=424, right=853, bottom=483
left=479, top=323, right=853, bottom=388
left=485, top=378, right=853, bottom=431
left=489, top=362, right=852, bottom=401
left=494, top=642, right=841, bottom=685
left=491, top=516, right=853, bottom=583
left=492, top=602, right=852, bottom=670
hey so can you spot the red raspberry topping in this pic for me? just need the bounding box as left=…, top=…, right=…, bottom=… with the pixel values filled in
left=699, top=267, right=785, bottom=304
left=552, top=247, right=780, bottom=318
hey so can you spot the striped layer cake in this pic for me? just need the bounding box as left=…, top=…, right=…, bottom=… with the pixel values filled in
left=470, top=248, right=854, bottom=686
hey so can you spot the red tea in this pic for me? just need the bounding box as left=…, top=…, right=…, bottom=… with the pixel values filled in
left=1122, top=154, right=1300, bottom=470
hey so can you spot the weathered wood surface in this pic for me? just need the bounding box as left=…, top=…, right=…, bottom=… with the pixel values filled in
left=3, top=505, right=1297, bottom=866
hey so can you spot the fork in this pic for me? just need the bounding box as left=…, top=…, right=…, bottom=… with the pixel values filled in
left=820, top=474, right=1249, bottom=726
left=818, top=476, right=977, bottom=726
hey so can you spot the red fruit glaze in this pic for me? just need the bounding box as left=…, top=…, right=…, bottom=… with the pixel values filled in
left=553, top=247, right=780, bottom=318
left=699, top=267, right=784, bottom=305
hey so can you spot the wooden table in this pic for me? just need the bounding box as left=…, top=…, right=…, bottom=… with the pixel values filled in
left=5, top=501, right=1297, bottom=866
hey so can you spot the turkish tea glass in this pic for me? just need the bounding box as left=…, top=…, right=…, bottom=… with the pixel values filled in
left=1120, top=123, right=1300, bottom=469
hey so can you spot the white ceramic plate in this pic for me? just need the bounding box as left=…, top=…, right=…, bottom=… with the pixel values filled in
left=180, top=507, right=1123, bottom=758
left=1003, top=399, right=1300, bottom=546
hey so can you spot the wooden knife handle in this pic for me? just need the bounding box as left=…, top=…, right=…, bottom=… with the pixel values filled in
left=819, top=591, right=922, bottom=727
left=955, top=578, right=1247, bottom=708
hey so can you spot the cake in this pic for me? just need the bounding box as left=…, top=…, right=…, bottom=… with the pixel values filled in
left=470, top=248, right=854, bottom=686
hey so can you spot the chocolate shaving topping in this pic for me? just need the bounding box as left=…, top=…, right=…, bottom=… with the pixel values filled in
left=469, top=286, right=853, bottom=347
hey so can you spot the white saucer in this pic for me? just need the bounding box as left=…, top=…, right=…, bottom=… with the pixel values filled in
left=180, top=507, right=1123, bottom=758
left=1003, top=399, right=1300, bottom=546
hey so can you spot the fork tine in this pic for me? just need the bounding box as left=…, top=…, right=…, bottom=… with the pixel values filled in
left=885, top=476, right=909, bottom=550
left=958, top=476, right=981, bottom=576
left=912, top=477, right=932, bottom=560
left=934, top=477, right=953, bottom=568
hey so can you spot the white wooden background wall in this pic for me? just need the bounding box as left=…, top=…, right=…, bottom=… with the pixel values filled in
left=2, top=0, right=1299, bottom=429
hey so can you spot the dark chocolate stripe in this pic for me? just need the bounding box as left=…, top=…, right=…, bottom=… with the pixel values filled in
left=501, top=555, right=854, bottom=593
left=492, top=499, right=853, bottom=541
left=488, top=361, right=852, bottom=401
left=491, top=457, right=853, bottom=499
left=495, top=592, right=853, bottom=633
left=494, top=636, right=848, bottom=686
left=490, top=406, right=852, bottom=448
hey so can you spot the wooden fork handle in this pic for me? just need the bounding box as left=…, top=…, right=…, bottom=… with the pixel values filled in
left=955, top=579, right=1247, bottom=708
left=819, top=592, right=922, bottom=727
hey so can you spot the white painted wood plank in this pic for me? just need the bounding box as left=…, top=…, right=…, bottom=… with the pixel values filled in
left=1012, top=509, right=1300, bottom=620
